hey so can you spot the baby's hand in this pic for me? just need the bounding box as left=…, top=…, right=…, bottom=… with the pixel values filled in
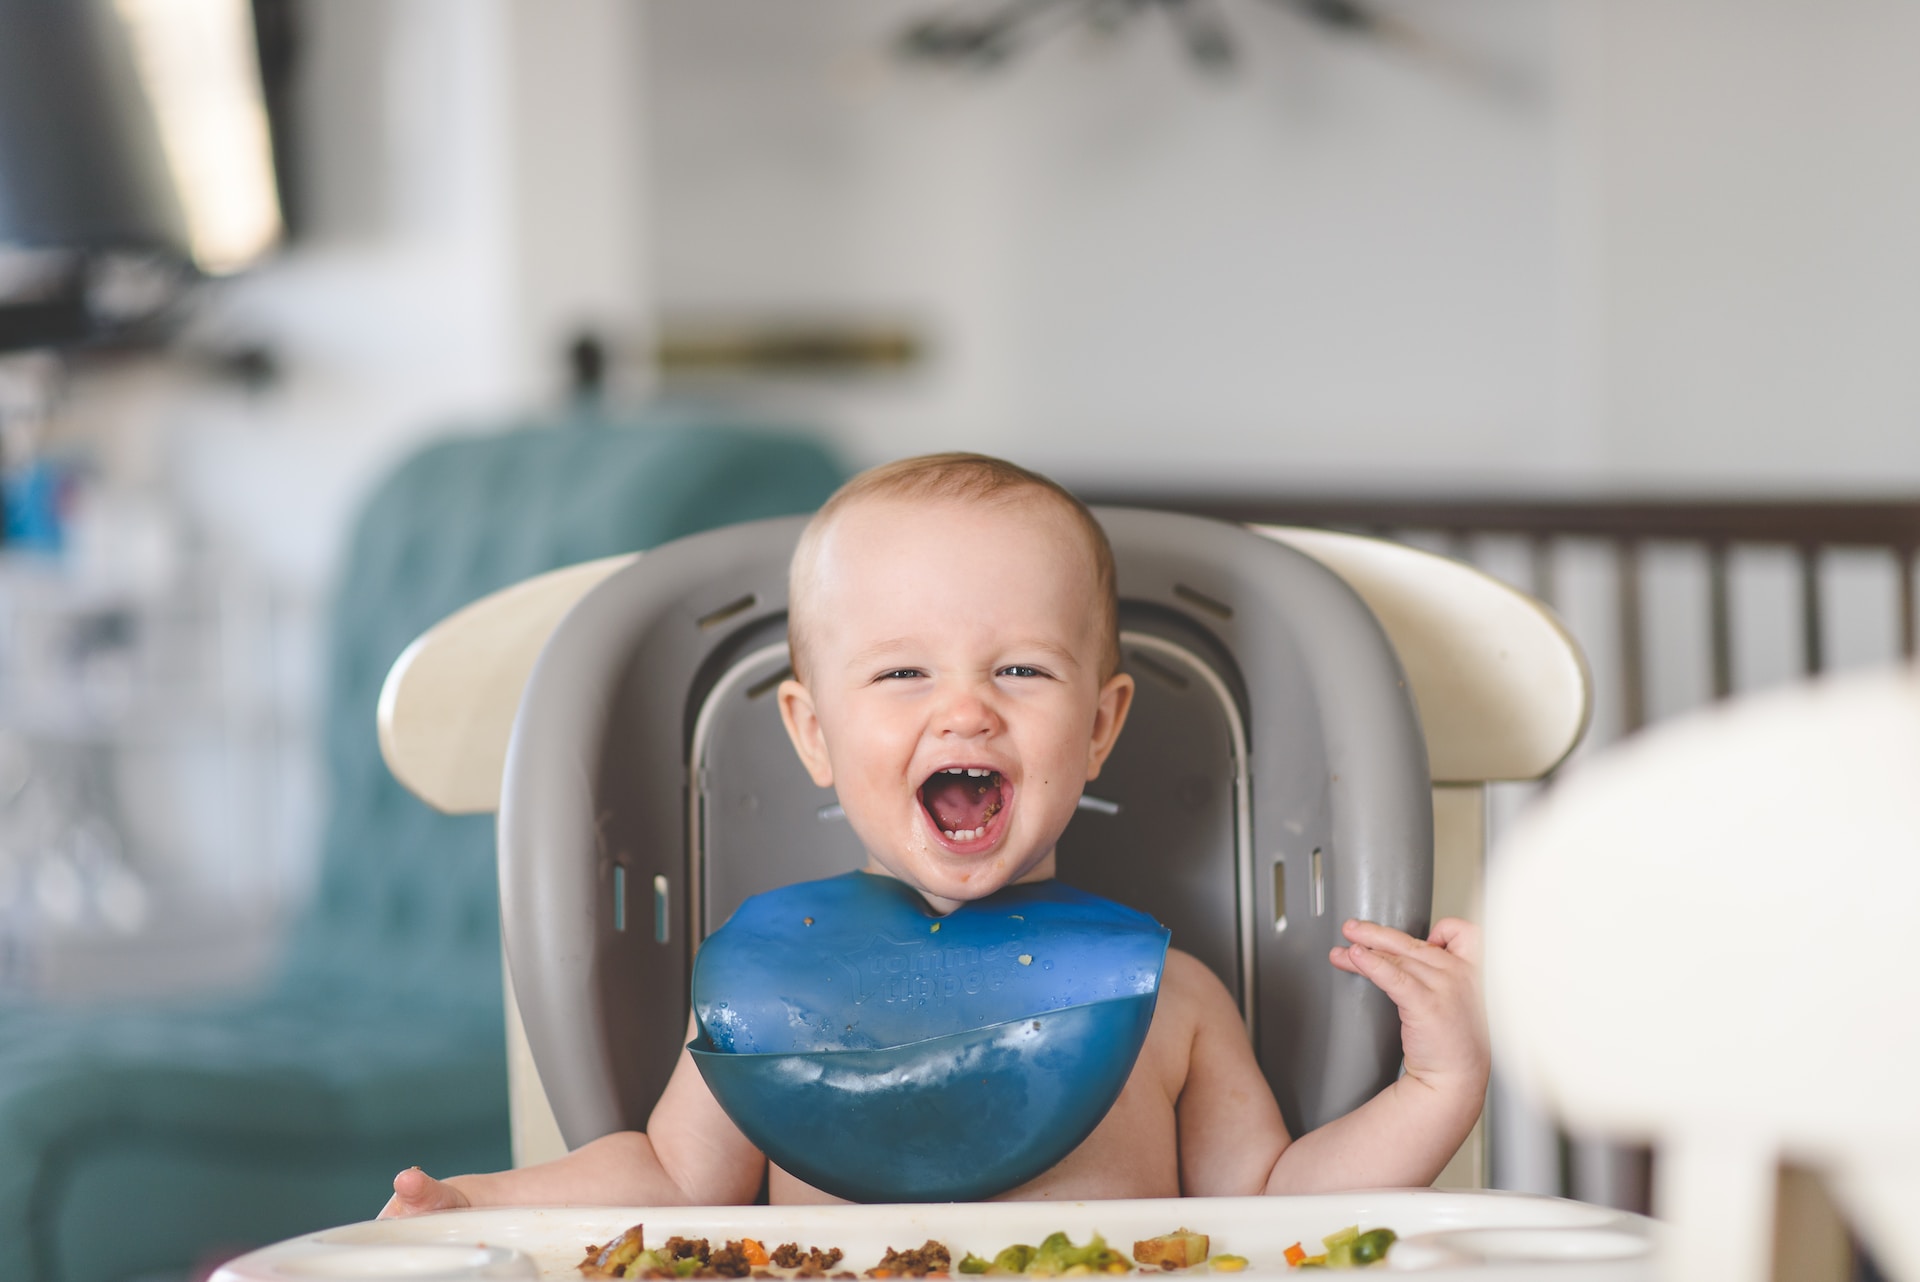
left=378, top=1166, right=472, bottom=1219
left=1330, top=918, right=1489, bottom=1096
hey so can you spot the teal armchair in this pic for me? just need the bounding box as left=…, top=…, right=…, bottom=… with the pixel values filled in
left=0, top=414, right=845, bottom=1282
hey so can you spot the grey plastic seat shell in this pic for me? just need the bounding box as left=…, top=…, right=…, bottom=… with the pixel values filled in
left=499, top=508, right=1432, bottom=1156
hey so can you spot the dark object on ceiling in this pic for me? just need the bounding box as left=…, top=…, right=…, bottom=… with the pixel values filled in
left=894, top=0, right=1519, bottom=90
left=898, top=0, right=1389, bottom=72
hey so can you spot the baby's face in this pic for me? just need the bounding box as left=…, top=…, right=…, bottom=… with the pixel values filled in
left=777, top=495, right=1133, bottom=912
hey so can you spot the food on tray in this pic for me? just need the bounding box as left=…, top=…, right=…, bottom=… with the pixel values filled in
left=578, top=1227, right=851, bottom=1279
left=866, top=1240, right=951, bottom=1277
left=957, top=1231, right=1131, bottom=1276
left=584, top=1225, right=650, bottom=1277
left=579, top=1224, right=1300, bottom=1280
left=773, top=1244, right=849, bottom=1274
left=1283, top=1225, right=1397, bottom=1269
left=1131, top=1229, right=1209, bottom=1270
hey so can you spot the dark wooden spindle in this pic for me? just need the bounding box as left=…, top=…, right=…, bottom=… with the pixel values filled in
left=1899, top=545, right=1917, bottom=660
left=1707, top=542, right=1733, bottom=700
left=1616, top=540, right=1647, bottom=733
left=1798, top=544, right=1824, bottom=676
left=1529, top=533, right=1557, bottom=607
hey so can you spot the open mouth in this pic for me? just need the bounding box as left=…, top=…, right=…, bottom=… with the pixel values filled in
left=918, top=766, right=1009, bottom=845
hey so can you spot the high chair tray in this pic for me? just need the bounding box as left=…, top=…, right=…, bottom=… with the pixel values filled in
left=210, top=1191, right=1656, bottom=1280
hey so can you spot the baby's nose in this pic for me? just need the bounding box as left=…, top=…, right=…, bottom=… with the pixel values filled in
left=935, top=685, right=1000, bottom=736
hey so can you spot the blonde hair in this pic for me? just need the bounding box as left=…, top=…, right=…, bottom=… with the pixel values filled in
left=787, top=452, right=1119, bottom=681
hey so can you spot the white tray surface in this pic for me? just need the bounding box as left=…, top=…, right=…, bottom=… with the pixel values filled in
left=213, top=1191, right=1656, bottom=1281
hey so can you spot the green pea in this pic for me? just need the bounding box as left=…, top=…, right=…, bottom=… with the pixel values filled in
left=1350, top=1229, right=1397, bottom=1265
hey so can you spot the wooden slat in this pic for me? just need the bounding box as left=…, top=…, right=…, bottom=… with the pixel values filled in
left=1708, top=542, right=1733, bottom=701
left=1799, top=545, right=1824, bottom=676
left=1088, top=492, right=1920, bottom=549
left=1900, top=545, right=1917, bottom=660
left=1529, top=533, right=1558, bottom=608
left=1616, top=540, right=1647, bottom=734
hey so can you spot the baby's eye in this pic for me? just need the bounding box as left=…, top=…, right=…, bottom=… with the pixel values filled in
left=877, top=668, right=924, bottom=681
left=998, top=665, right=1046, bottom=679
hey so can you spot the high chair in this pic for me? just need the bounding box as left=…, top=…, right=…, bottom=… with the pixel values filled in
left=376, top=509, right=1591, bottom=1191
left=210, top=509, right=1680, bottom=1281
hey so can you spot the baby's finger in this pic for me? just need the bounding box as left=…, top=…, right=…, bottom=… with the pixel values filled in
left=1427, top=917, right=1481, bottom=965
left=380, top=1167, right=467, bottom=1219
left=1334, top=940, right=1435, bottom=1008
left=1342, top=918, right=1433, bottom=955
left=1341, top=920, right=1457, bottom=984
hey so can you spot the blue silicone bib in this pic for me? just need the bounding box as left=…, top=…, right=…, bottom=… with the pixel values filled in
left=687, top=871, right=1170, bottom=1202
left=692, top=870, right=1168, bottom=1053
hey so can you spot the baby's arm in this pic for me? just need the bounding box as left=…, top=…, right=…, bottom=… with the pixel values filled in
left=380, top=1019, right=765, bottom=1216
left=1176, top=918, right=1488, bottom=1195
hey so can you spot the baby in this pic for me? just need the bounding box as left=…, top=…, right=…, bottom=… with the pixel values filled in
left=383, top=452, right=1488, bottom=1214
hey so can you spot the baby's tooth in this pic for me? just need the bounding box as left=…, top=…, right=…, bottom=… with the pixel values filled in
left=967, top=768, right=987, bottom=777
left=946, top=767, right=965, bottom=774
left=944, top=830, right=957, bottom=839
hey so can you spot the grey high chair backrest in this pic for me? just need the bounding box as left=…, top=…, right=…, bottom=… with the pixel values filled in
left=379, top=506, right=1590, bottom=1187
left=497, top=509, right=1431, bottom=1149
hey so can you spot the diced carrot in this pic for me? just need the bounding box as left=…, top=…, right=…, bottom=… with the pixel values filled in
left=1283, top=1243, right=1305, bottom=1267
left=742, top=1240, right=770, bottom=1266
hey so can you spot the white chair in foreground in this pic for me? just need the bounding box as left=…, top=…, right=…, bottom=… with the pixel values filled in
left=1486, top=664, right=1920, bottom=1282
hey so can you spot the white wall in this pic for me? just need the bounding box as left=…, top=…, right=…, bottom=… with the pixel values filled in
left=1578, top=0, right=1920, bottom=485
left=645, top=0, right=1577, bottom=489
left=645, top=0, right=1920, bottom=495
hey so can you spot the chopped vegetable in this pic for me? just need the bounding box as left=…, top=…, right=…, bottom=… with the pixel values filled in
left=1284, top=1225, right=1397, bottom=1270
left=1132, top=1229, right=1208, bottom=1270
left=1348, top=1230, right=1394, bottom=1266
left=1208, top=1258, right=1246, bottom=1273
left=1028, top=1233, right=1130, bottom=1276
left=742, top=1240, right=770, bottom=1267
left=958, top=1255, right=992, bottom=1274
left=990, top=1245, right=1037, bottom=1275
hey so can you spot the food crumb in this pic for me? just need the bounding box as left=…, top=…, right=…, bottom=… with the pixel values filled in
left=804, top=917, right=814, bottom=926
left=868, top=1241, right=952, bottom=1277
left=775, top=1244, right=845, bottom=1274
left=931, top=923, right=940, bottom=933
left=1018, top=954, right=1033, bottom=966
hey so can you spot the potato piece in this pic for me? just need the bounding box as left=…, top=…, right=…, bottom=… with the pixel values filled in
left=1131, top=1229, right=1209, bottom=1270
left=581, top=1223, right=647, bottom=1277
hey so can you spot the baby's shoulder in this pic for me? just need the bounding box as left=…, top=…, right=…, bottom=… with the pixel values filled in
left=1155, top=946, right=1247, bottom=1031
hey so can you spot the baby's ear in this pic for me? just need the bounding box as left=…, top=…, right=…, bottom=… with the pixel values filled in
left=1084, top=671, right=1136, bottom=780
left=776, top=679, right=836, bottom=787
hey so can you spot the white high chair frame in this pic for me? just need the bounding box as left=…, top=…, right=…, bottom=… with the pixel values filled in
left=377, top=524, right=1591, bottom=1191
